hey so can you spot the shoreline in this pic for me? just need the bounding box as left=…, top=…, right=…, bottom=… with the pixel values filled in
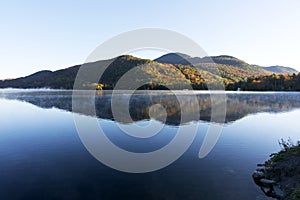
left=253, top=141, right=300, bottom=199
left=1, top=88, right=300, bottom=93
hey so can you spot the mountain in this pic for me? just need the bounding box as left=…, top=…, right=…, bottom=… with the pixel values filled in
left=0, top=53, right=298, bottom=90
left=264, top=66, right=298, bottom=74
left=153, top=52, right=193, bottom=65
left=155, top=53, right=271, bottom=84
left=155, top=53, right=255, bottom=66
left=154, top=52, right=205, bottom=65
left=155, top=53, right=298, bottom=79
left=0, top=55, right=193, bottom=90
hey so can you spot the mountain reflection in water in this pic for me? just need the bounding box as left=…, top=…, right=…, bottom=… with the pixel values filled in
left=1, top=90, right=300, bottom=125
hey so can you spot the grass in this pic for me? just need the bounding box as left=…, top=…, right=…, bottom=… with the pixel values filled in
left=270, top=138, right=300, bottom=163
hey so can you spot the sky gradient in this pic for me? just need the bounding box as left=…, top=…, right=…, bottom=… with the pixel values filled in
left=1, top=0, right=300, bottom=79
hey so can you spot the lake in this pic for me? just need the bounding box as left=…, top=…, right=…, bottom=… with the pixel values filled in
left=0, top=89, right=299, bottom=200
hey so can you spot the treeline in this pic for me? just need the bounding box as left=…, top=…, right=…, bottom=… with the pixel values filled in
left=80, top=72, right=300, bottom=91
left=226, top=73, right=300, bottom=91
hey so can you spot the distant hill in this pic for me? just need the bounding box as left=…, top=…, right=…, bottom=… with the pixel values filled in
left=0, top=53, right=298, bottom=90
left=0, top=66, right=80, bottom=89
left=264, top=66, right=298, bottom=74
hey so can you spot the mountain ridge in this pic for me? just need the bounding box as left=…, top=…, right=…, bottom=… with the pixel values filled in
left=0, top=53, right=298, bottom=90
left=155, top=53, right=297, bottom=75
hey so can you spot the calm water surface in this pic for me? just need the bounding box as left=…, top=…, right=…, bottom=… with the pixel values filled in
left=0, top=89, right=300, bottom=200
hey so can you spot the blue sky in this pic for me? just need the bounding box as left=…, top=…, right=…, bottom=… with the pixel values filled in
left=1, top=0, right=300, bottom=79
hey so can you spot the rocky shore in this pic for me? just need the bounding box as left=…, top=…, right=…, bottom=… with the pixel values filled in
left=253, top=140, right=300, bottom=199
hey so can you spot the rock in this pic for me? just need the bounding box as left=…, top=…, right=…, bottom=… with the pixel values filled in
left=273, top=185, right=284, bottom=197
left=257, top=163, right=266, bottom=167
left=254, top=143, right=300, bottom=199
left=264, top=167, right=272, bottom=171
left=252, top=170, right=265, bottom=183
left=261, top=186, right=271, bottom=194
left=260, top=178, right=276, bottom=185
left=254, top=170, right=265, bottom=177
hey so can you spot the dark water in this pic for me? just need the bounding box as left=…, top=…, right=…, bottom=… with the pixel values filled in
left=0, top=89, right=300, bottom=200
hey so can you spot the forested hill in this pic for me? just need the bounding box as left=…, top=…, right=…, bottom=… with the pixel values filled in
left=0, top=53, right=298, bottom=90
left=0, top=65, right=80, bottom=89
left=155, top=53, right=297, bottom=76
